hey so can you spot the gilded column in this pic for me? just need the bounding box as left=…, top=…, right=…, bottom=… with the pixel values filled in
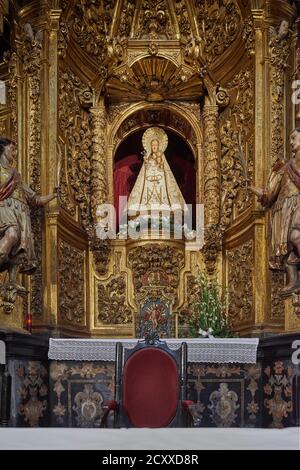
left=42, top=8, right=61, bottom=330
left=90, top=98, right=108, bottom=225
left=250, top=9, right=269, bottom=331
left=90, top=99, right=111, bottom=277
left=202, top=102, right=220, bottom=226
left=202, top=101, right=223, bottom=276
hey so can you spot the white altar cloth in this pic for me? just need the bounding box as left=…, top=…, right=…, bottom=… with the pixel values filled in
left=48, top=337, right=259, bottom=364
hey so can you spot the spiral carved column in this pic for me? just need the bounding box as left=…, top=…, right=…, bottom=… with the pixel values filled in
left=202, top=103, right=222, bottom=275
left=203, top=104, right=220, bottom=226
left=90, top=100, right=111, bottom=276
left=90, top=100, right=108, bottom=225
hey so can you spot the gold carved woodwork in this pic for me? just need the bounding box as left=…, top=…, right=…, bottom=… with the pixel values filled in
left=286, top=295, right=300, bottom=332
left=179, top=273, right=201, bottom=333
left=90, top=239, right=111, bottom=277
left=242, top=16, right=255, bottom=56
left=134, top=0, right=173, bottom=40
left=65, top=117, right=93, bottom=228
left=174, top=0, right=192, bottom=38
left=270, top=271, right=285, bottom=321
left=58, top=20, right=70, bottom=59
left=198, top=84, right=230, bottom=275
left=269, top=23, right=292, bottom=163
left=106, top=56, right=204, bottom=103
left=118, top=0, right=136, bottom=38
left=97, top=274, right=132, bottom=325
left=194, top=0, right=242, bottom=64
left=58, top=65, right=93, bottom=223
left=0, top=119, right=7, bottom=136
left=0, top=0, right=8, bottom=35
left=30, top=207, right=43, bottom=319
left=58, top=65, right=111, bottom=277
left=227, top=240, right=254, bottom=328
left=19, top=25, right=43, bottom=192
left=0, top=0, right=297, bottom=336
left=114, top=106, right=197, bottom=155
left=58, top=239, right=85, bottom=325
left=69, top=0, right=115, bottom=61
left=220, top=64, right=254, bottom=226
left=90, top=102, right=111, bottom=277
left=90, top=102, right=108, bottom=222
left=6, top=52, right=18, bottom=142
left=220, top=120, right=240, bottom=227
left=203, top=103, right=220, bottom=226
left=128, top=243, right=184, bottom=308
left=21, top=29, right=44, bottom=319
left=202, top=225, right=223, bottom=276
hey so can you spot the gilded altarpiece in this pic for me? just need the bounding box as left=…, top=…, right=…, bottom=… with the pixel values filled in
left=0, top=0, right=299, bottom=336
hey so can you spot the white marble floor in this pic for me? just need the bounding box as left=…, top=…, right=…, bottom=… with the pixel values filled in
left=0, top=427, right=299, bottom=450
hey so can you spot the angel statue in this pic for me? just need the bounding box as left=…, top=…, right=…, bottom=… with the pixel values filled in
left=249, top=128, right=300, bottom=295
left=0, top=137, right=56, bottom=296
left=125, top=127, right=187, bottom=231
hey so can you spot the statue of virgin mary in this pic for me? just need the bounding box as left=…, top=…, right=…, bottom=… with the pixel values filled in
left=127, top=127, right=187, bottom=215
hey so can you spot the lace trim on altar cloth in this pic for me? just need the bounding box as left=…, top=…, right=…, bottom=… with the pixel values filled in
left=48, top=338, right=259, bottom=364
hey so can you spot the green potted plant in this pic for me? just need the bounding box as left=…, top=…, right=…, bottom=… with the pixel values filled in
left=185, top=272, right=235, bottom=338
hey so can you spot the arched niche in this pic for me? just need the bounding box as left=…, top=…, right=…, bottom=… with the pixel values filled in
left=113, top=127, right=197, bottom=228
left=106, top=102, right=204, bottom=215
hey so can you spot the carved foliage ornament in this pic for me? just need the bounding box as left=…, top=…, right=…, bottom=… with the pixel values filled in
left=203, top=104, right=220, bottom=226
left=202, top=225, right=223, bottom=276
left=227, top=240, right=253, bottom=326
left=5, top=52, right=18, bottom=142
left=128, top=244, right=184, bottom=303
left=58, top=66, right=110, bottom=275
left=118, top=0, right=136, bottom=38
left=90, top=104, right=108, bottom=222
left=58, top=240, right=85, bottom=325
left=97, top=274, right=132, bottom=325
left=71, top=0, right=114, bottom=60
left=220, top=65, right=254, bottom=225
left=58, top=65, right=93, bottom=225
left=269, top=21, right=292, bottom=163
left=134, top=0, right=173, bottom=40
left=195, top=0, right=242, bottom=64
left=242, top=16, right=255, bottom=56
left=271, top=271, right=285, bottom=320
left=174, top=0, right=191, bottom=38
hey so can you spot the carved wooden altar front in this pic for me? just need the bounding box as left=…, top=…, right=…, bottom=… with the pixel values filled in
left=0, top=0, right=299, bottom=337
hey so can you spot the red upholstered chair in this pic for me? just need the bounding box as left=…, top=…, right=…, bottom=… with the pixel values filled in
left=101, top=334, right=194, bottom=428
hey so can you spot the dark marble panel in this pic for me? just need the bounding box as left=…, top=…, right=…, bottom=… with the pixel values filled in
left=187, top=363, right=262, bottom=427
left=1, top=331, right=300, bottom=429
left=8, top=359, right=49, bottom=427
left=49, top=361, right=114, bottom=427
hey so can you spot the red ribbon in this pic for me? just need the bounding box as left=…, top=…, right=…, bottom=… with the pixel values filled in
left=285, top=160, right=300, bottom=191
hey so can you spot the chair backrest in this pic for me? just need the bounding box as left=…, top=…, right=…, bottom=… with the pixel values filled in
left=115, top=335, right=187, bottom=428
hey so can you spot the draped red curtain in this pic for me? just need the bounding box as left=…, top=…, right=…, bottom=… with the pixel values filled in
left=114, top=154, right=142, bottom=225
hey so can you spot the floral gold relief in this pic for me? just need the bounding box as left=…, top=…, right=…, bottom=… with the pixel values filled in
left=0, top=0, right=297, bottom=335
left=227, top=240, right=254, bottom=328
left=97, top=275, right=132, bottom=325
left=58, top=240, right=85, bottom=326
